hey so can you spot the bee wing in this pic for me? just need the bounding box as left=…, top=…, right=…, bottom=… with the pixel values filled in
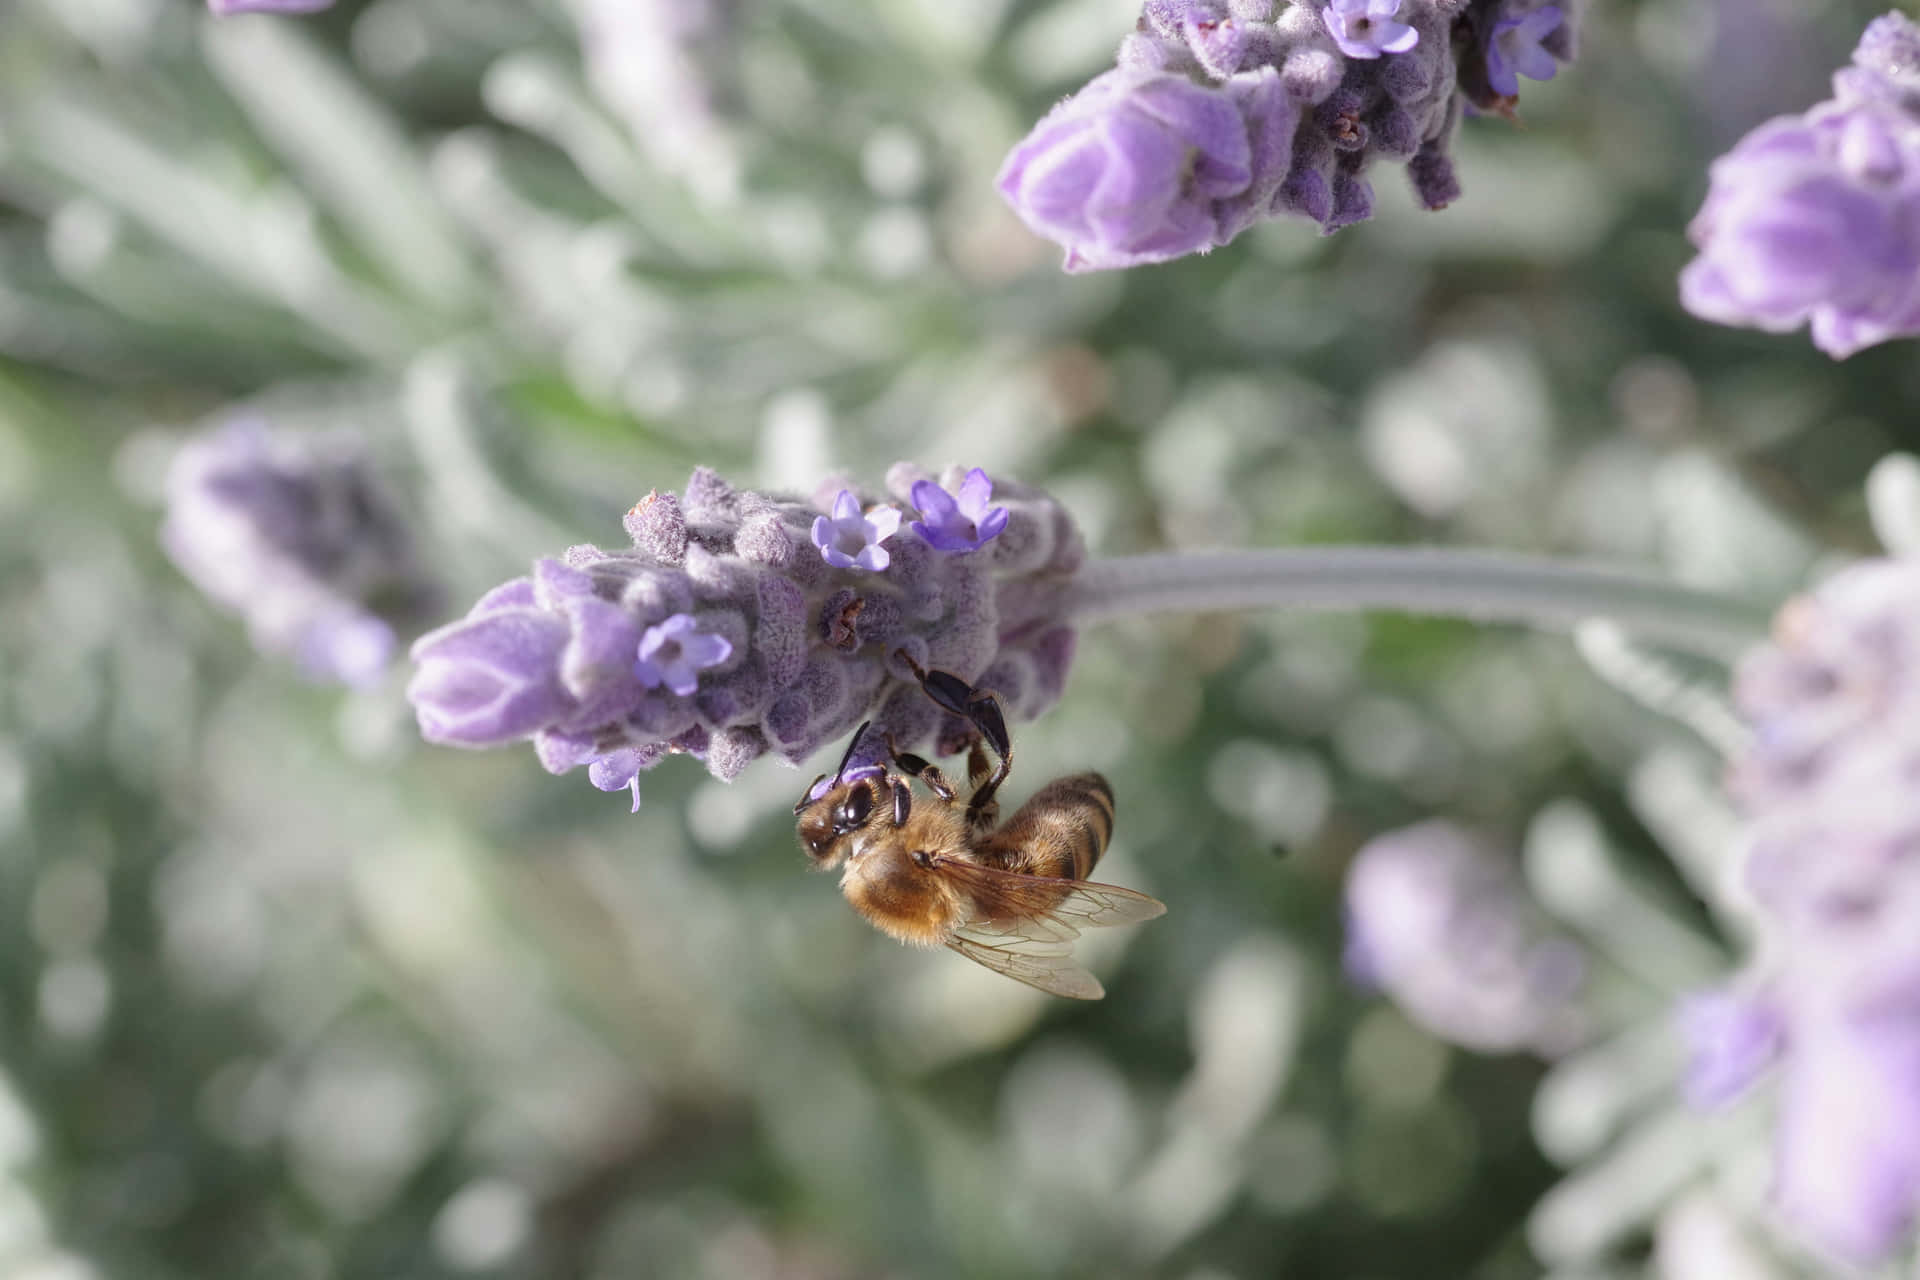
left=928, top=856, right=1168, bottom=936
left=944, top=929, right=1107, bottom=1001
left=931, top=857, right=1167, bottom=1000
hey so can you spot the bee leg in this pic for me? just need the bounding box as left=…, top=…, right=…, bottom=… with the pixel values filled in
left=964, top=722, right=1013, bottom=831
left=894, top=651, right=1012, bottom=761
left=963, top=740, right=1000, bottom=830
left=883, top=733, right=957, bottom=804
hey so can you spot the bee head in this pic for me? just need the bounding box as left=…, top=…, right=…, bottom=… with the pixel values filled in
left=795, top=772, right=885, bottom=864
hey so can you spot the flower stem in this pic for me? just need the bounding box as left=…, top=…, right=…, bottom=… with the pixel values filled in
left=1061, top=548, right=1771, bottom=661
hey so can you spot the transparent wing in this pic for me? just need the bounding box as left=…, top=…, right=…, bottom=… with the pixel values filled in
left=932, top=856, right=1166, bottom=1000
left=945, top=928, right=1106, bottom=1000
left=929, top=856, right=1167, bottom=936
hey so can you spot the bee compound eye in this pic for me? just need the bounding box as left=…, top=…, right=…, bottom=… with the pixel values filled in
left=834, top=784, right=874, bottom=832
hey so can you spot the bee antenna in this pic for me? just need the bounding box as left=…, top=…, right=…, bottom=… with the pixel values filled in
left=834, top=721, right=873, bottom=785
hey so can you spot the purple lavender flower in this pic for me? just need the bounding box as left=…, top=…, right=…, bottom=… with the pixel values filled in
left=909, top=469, right=1010, bottom=553
left=812, top=491, right=902, bottom=572
left=162, top=419, right=430, bottom=688
left=1680, top=13, right=1920, bottom=359
left=1696, top=548, right=1920, bottom=1262
left=633, top=613, right=733, bottom=695
left=996, top=69, right=1256, bottom=271
left=408, top=465, right=1085, bottom=803
left=1321, top=0, right=1418, bottom=60
left=207, top=0, right=335, bottom=12
left=1484, top=5, right=1562, bottom=98
left=588, top=746, right=657, bottom=813
left=1343, top=821, right=1586, bottom=1055
left=1000, top=0, right=1581, bottom=264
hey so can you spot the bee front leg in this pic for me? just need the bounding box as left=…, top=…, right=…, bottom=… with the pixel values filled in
left=883, top=733, right=958, bottom=804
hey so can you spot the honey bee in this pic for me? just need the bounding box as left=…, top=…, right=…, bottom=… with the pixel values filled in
left=794, top=654, right=1164, bottom=999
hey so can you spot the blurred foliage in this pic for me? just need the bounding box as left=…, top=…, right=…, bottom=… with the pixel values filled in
left=0, top=0, right=1907, bottom=1276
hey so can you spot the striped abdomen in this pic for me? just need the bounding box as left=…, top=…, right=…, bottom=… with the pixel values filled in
left=980, top=772, right=1115, bottom=881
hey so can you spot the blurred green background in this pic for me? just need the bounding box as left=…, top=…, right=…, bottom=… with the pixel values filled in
left=0, top=0, right=1910, bottom=1276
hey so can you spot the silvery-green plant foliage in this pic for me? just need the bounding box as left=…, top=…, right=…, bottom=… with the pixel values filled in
left=0, top=0, right=1914, bottom=1277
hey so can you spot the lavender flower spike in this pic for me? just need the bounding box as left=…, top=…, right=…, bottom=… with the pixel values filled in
left=812, top=491, right=901, bottom=572
left=1001, top=0, right=1583, bottom=264
left=408, top=465, right=1086, bottom=805
left=1689, top=544, right=1920, bottom=1263
left=634, top=614, right=733, bottom=696
left=910, top=469, right=1010, bottom=553
left=1680, top=12, right=1920, bottom=359
left=162, top=419, right=430, bottom=687
left=1321, top=0, right=1419, bottom=60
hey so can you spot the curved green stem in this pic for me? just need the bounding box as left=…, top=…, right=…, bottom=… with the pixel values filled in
left=1061, top=548, right=1772, bottom=662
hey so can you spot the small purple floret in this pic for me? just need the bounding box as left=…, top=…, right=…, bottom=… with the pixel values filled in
left=1485, top=5, right=1563, bottom=98
left=634, top=613, right=733, bottom=696
left=811, top=491, right=901, bottom=572
left=909, top=469, right=1011, bottom=553
left=1320, top=0, right=1418, bottom=61
left=589, top=747, right=650, bottom=813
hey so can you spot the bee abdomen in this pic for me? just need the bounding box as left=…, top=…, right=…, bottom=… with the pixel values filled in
left=992, top=772, right=1115, bottom=881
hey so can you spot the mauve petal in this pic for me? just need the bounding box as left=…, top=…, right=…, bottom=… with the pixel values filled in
left=910, top=479, right=959, bottom=523
left=831, top=490, right=861, bottom=522
left=975, top=506, right=1011, bottom=544
left=866, top=506, right=902, bottom=540
left=854, top=545, right=890, bottom=572
left=664, top=663, right=701, bottom=697
left=955, top=469, right=994, bottom=517
left=1377, top=21, right=1419, bottom=53
left=1512, top=43, right=1558, bottom=82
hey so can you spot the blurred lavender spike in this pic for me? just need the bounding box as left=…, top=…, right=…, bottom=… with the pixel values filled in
left=567, top=0, right=743, bottom=207
left=163, top=418, right=434, bottom=687
left=1680, top=11, right=1920, bottom=359
left=1343, top=820, right=1587, bottom=1055
left=998, top=0, right=1583, bottom=268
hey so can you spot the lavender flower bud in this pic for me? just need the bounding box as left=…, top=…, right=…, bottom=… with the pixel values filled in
left=996, top=68, right=1257, bottom=273
left=408, top=464, right=1086, bottom=803
left=1000, top=0, right=1580, bottom=266
left=1680, top=13, right=1920, bottom=360
left=1343, top=820, right=1585, bottom=1055
left=161, top=420, right=432, bottom=688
